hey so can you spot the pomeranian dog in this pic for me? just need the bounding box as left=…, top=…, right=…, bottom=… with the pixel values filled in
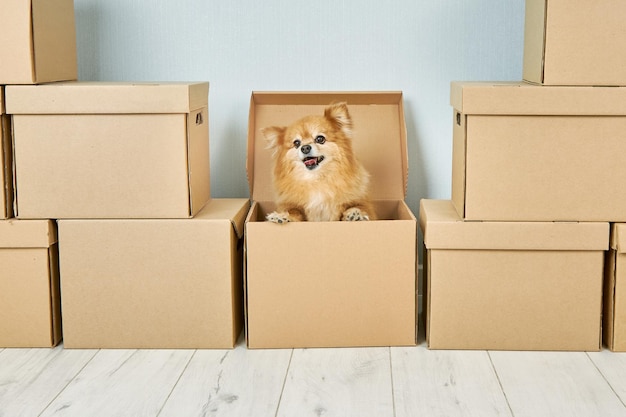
left=262, top=102, right=375, bottom=223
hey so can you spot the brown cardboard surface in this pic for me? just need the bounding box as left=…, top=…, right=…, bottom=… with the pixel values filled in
left=0, top=219, right=61, bottom=347
left=1, top=88, right=13, bottom=219
left=59, top=198, right=249, bottom=349
left=421, top=199, right=607, bottom=351
left=245, top=92, right=416, bottom=348
left=0, top=0, right=77, bottom=84
left=8, top=82, right=210, bottom=219
left=523, top=0, right=626, bottom=86
left=604, top=224, right=626, bottom=351
left=451, top=81, right=626, bottom=222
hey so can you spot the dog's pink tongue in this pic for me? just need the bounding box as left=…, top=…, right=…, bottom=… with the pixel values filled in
left=304, top=158, right=317, bottom=167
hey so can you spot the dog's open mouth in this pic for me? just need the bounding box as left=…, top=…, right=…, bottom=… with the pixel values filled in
left=303, top=156, right=325, bottom=170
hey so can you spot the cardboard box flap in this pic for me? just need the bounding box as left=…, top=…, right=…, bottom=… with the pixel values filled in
left=522, top=0, right=546, bottom=84
left=451, top=81, right=626, bottom=115
left=420, top=200, right=608, bottom=251
left=194, top=198, right=250, bottom=239
left=247, top=91, right=408, bottom=202
left=6, top=82, right=209, bottom=114
left=611, top=224, right=626, bottom=253
left=0, top=219, right=56, bottom=248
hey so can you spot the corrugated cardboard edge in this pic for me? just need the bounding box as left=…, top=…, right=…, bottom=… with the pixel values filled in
left=606, top=223, right=626, bottom=351
left=522, top=0, right=547, bottom=84
left=242, top=202, right=259, bottom=346
left=1, top=87, right=13, bottom=218
left=5, top=82, right=209, bottom=114
left=247, top=91, right=408, bottom=202
left=420, top=199, right=609, bottom=251
left=48, top=242, right=62, bottom=346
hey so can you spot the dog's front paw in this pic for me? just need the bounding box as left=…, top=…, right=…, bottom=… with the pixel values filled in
left=266, top=211, right=291, bottom=224
left=342, top=207, right=370, bottom=221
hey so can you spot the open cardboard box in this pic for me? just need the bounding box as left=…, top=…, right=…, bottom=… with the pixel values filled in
left=6, top=82, right=210, bottom=219
left=523, top=0, right=626, bottom=86
left=604, top=224, right=626, bottom=352
left=0, top=219, right=61, bottom=347
left=452, top=81, right=626, bottom=222
left=245, top=92, right=417, bottom=349
left=0, top=0, right=77, bottom=84
left=58, top=198, right=249, bottom=349
left=0, top=88, right=13, bottom=219
left=421, top=199, right=608, bottom=351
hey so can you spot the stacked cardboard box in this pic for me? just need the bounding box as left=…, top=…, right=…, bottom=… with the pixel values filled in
left=1, top=2, right=248, bottom=349
left=244, top=92, right=418, bottom=348
left=4, top=82, right=251, bottom=350
left=422, top=0, right=626, bottom=351
left=0, top=0, right=77, bottom=348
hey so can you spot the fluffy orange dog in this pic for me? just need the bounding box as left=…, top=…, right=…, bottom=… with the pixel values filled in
left=263, top=102, right=375, bottom=223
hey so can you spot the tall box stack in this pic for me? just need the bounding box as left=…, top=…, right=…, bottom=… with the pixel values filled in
left=422, top=0, right=625, bottom=351
left=5, top=81, right=249, bottom=349
left=0, top=0, right=77, bottom=347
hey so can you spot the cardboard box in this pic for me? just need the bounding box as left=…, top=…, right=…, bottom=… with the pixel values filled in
left=0, top=88, right=14, bottom=219
left=452, top=81, right=626, bottom=222
left=245, top=92, right=417, bottom=349
left=7, top=82, right=210, bottom=219
left=0, top=0, right=77, bottom=84
left=58, top=198, right=249, bottom=349
left=0, top=219, right=61, bottom=347
left=604, top=224, right=626, bottom=351
left=523, top=0, right=626, bottom=86
left=421, top=199, right=608, bottom=351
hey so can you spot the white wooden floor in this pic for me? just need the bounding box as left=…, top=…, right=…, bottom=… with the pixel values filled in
left=2, top=333, right=626, bottom=417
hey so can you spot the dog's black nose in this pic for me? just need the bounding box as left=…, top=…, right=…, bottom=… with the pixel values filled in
left=301, top=145, right=312, bottom=154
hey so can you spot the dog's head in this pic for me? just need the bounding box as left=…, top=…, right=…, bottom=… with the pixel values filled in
left=263, top=102, right=355, bottom=174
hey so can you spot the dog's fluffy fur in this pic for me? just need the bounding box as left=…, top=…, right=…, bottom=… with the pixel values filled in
left=263, top=102, right=375, bottom=223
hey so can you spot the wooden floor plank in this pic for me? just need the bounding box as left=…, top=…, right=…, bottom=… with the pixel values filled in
left=159, top=342, right=292, bottom=417
left=587, top=350, right=626, bottom=406
left=0, top=345, right=97, bottom=417
left=490, top=351, right=626, bottom=417
left=39, top=349, right=193, bottom=417
left=276, top=347, right=394, bottom=417
left=391, top=346, right=512, bottom=417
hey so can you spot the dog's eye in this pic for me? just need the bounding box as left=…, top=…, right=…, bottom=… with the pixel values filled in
left=315, top=135, right=326, bottom=144
left=293, top=139, right=301, bottom=148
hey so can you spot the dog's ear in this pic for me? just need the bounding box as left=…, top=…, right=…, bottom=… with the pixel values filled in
left=262, top=126, right=286, bottom=149
left=324, top=102, right=353, bottom=136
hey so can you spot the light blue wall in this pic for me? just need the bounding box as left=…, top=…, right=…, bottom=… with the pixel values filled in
left=74, top=0, right=525, bottom=214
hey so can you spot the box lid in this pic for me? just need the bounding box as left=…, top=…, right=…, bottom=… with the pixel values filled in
left=5, top=82, right=209, bottom=114
left=247, top=92, right=408, bottom=202
left=0, top=219, right=57, bottom=248
left=451, top=81, right=626, bottom=115
left=420, top=199, right=608, bottom=251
